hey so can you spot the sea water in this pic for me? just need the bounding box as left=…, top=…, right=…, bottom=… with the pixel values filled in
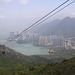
left=5, top=42, right=48, bottom=55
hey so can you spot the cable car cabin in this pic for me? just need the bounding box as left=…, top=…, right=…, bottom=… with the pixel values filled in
left=1, top=45, right=6, bottom=54
left=2, top=51, right=5, bottom=54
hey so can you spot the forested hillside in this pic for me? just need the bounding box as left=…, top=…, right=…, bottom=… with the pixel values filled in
left=0, top=45, right=50, bottom=75
left=0, top=45, right=75, bottom=75
left=15, top=57, right=75, bottom=75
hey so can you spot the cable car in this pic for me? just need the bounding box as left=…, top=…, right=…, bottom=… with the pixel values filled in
left=1, top=45, right=6, bottom=54
left=2, top=51, right=5, bottom=54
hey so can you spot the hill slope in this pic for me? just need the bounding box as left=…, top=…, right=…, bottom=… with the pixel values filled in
left=0, top=45, right=51, bottom=75
left=31, top=19, right=60, bottom=35
left=15, top=57, right=75, bottom=75
left=32, top=17, right=75, bottom=38
left=52, top=17, right=75, bottom=38
left=0, top=45, right=75, bottom=75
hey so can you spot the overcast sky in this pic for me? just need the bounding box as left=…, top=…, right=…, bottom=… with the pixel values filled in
left=0, top=0, right=75, bottom=38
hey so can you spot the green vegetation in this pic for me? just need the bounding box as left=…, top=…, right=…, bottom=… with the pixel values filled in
left=0, top=45, right=75, bottom=75
left=0, top=45, right=52, bottom=75
left=15, top=57, right=75, bottom=75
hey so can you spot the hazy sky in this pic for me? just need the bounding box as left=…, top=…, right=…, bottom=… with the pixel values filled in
left=0, top=0, right=75, bottom=38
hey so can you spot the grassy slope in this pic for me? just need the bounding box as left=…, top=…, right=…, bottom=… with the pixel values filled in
left=15, top=57, right=75, bottom=75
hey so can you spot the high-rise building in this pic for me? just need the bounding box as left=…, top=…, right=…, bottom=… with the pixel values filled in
left=39, top=35, right=64, bottom=47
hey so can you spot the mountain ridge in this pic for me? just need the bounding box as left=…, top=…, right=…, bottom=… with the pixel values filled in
left=31, top=17, right=75, bottom=38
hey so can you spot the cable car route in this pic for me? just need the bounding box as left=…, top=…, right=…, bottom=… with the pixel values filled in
left=4, top=0, right=70, bottom=45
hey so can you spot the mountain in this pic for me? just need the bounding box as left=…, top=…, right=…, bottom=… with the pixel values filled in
left=31, top=19, right=60, bottom=35
left=52, top=17, right=75, bottom=38
left=31, top=17, right=75, bottom=38
left=15, top=57, right=75, bottom=75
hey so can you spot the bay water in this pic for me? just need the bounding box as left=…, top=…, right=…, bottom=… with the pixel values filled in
left=5, top=42, right=48, bottom=55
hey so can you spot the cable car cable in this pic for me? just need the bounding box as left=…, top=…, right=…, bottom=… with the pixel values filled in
left=30, top=0, right=75, bottom=31
left=4, top=0, right=70, bottom=45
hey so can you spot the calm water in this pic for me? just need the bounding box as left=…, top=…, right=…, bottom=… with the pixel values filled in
left=5, top=42, right=48, bottom=55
